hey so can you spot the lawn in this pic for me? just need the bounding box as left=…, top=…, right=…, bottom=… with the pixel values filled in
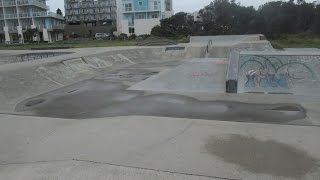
left=270, top=34, right=320, bottom=49
left=0, top=40, right=137, bottom=50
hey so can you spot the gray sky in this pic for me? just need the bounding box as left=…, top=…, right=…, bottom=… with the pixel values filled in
left=48, top=0, right=315, bottom=14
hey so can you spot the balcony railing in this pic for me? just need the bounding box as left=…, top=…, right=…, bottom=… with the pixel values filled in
left=65, top=2, right=114, bottom=9
left=5, top=14, right=18, bottom=19
left=47, top=24, right=65, bottom=30
left=47, top=12, right=64, bottom=20
left=17, top=0, right=49, bottom=10
left=0, top=0, right=49, bottom=10
left=2, top=1, right=16, bottom=6
left=8, top=26, right=18, bottom=31
left=123, top=6, right=161, bottom=12
left=19, top=13, right=32, bottom=18
left=32, top=12, right=64, bottom=20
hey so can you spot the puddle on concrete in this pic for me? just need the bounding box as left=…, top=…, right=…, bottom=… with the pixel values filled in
left=15, top=80, right=306, bottom=124
left=205, top=134, right=318, bottom=178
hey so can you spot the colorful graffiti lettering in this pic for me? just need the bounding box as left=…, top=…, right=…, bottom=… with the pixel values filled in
left=240, top=55, right=316, bottom=89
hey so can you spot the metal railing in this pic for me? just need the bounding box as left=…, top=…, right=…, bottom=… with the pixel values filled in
left=123, top=6, right=160, bottom=12
left=1, top=0, right=49, bottom=10
left=8, top=26, right=18, bottom=31
left=47, top=24, right=64, bottom=30
left=31, top=12, right=64, bottom=20
left=5, top=14, right=18, bottom=19
left=17, top=0, right=48, bottom=10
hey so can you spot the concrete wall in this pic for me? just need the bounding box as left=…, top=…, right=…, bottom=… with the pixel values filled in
left=238, top=51, right=320, bottom=95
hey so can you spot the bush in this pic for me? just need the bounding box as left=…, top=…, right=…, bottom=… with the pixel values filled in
left=136, top=34, right=151, bottom=40
left=177, top=35, right=190, bottom=43
left=108, top=34, right=116, bottom=40
left=129, top=34, right=137, bottom=40
left=118, top=33, right=128, bottom=40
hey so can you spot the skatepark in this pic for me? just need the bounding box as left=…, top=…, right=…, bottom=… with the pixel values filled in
left=1, top=35, right=320, bottom=179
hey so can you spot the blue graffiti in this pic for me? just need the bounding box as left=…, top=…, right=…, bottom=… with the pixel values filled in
left=245, top=69, right=289, bottom=89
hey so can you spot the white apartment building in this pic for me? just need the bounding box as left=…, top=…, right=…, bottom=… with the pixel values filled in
left=115, top=0, right=173, bottom=35
left=0, top=0, right=64, bottom=44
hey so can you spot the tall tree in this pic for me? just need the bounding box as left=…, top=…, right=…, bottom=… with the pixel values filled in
left=56, top=8, right=63, bottom=16
left=151, top=12, right=195, bottom=37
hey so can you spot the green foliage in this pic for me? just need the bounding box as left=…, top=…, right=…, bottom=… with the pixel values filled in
left=129, top=34, right=137, bottom=40
left=56, top=8, right=63, bottom=16
left=153, top=0, right=320, bottom=38
left=24, top=28, right=39, bottom=42
left=118, top=33, right=128, bottom=40
left=151, top=12, right=195, bottom=37
left=108, top=34, right=116, bottom=40
left=136, top=34, right=151, bottom=40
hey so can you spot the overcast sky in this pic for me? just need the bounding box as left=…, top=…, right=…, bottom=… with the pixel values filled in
left=48, top=0, right=315, bottom=14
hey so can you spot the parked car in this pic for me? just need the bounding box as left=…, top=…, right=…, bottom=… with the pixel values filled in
left=94, top=33, right=109, bottom=40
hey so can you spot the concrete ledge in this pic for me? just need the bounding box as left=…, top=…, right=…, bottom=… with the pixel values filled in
left=226, top=79, right=237, bottom=93
left=226, top=51, right=239, bottom=93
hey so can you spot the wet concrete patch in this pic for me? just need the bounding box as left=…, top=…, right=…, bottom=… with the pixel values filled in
left=205, top=134, right=318, bottom=178
left=15, top=80, right=306, bottom=124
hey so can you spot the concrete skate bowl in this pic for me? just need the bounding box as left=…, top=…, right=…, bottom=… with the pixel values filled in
left=235, top=51, right=320, bottom=95
left=0, top=52, right=74, bottom=65
left=0, top=44, right=305, bottom=125
left=0, top=46, right=205, bottom=113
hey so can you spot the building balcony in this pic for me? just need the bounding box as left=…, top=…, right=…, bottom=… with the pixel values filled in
left=123, top=6, right=161, bottom=13
left=8, top=26, right=18, bottom=31
left=47, top=24, right=65, bottom=30
left=32, top=12, right=64, bottom=20
left=1, top=0, right=49, bottom=10
left=19, top=13, right=33, bottom=18
left=4, top=14, right=18, bottom=19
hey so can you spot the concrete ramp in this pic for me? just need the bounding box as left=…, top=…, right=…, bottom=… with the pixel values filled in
left=238, top=51, right=320, bottom=95
left=129, top=58, right=228, bottom=93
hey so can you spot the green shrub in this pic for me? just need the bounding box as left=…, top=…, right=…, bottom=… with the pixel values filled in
left=129, top=34, right=137, bottom=40
left=118, top=33, right=128, bottom=40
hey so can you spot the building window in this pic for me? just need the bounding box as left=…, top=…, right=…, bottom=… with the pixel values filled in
left=138, top=14, right=145, bottom=19
left=151, top=14, right=158, bottom=18
left=125, top=3, right=132, bottom=11
left=138, top=1, right=143, bottom=6
left=154, top=1, right=158, bottom=10
left=129, top=27, right=135, bottom=34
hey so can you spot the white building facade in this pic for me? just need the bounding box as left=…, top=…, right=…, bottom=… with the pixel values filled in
left=0, top=0, right=64, bottom=44
left=116, top=0, right=172, bottom=35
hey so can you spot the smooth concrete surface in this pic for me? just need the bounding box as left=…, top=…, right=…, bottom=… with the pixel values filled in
left=129, top=58, right=228, bottom=93
left=0, top=115, right=320, bottom=180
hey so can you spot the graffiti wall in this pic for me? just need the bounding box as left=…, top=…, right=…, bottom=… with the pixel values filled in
left=238, top=54, right=320, bottom=94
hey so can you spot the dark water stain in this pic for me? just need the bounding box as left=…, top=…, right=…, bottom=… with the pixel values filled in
left=16, top=80, right=306, bottom=123
left=205, top=134, right=318, bottom=178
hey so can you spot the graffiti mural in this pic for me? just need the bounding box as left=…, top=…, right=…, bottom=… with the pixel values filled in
left=239, top=55, right=317, bottom=91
